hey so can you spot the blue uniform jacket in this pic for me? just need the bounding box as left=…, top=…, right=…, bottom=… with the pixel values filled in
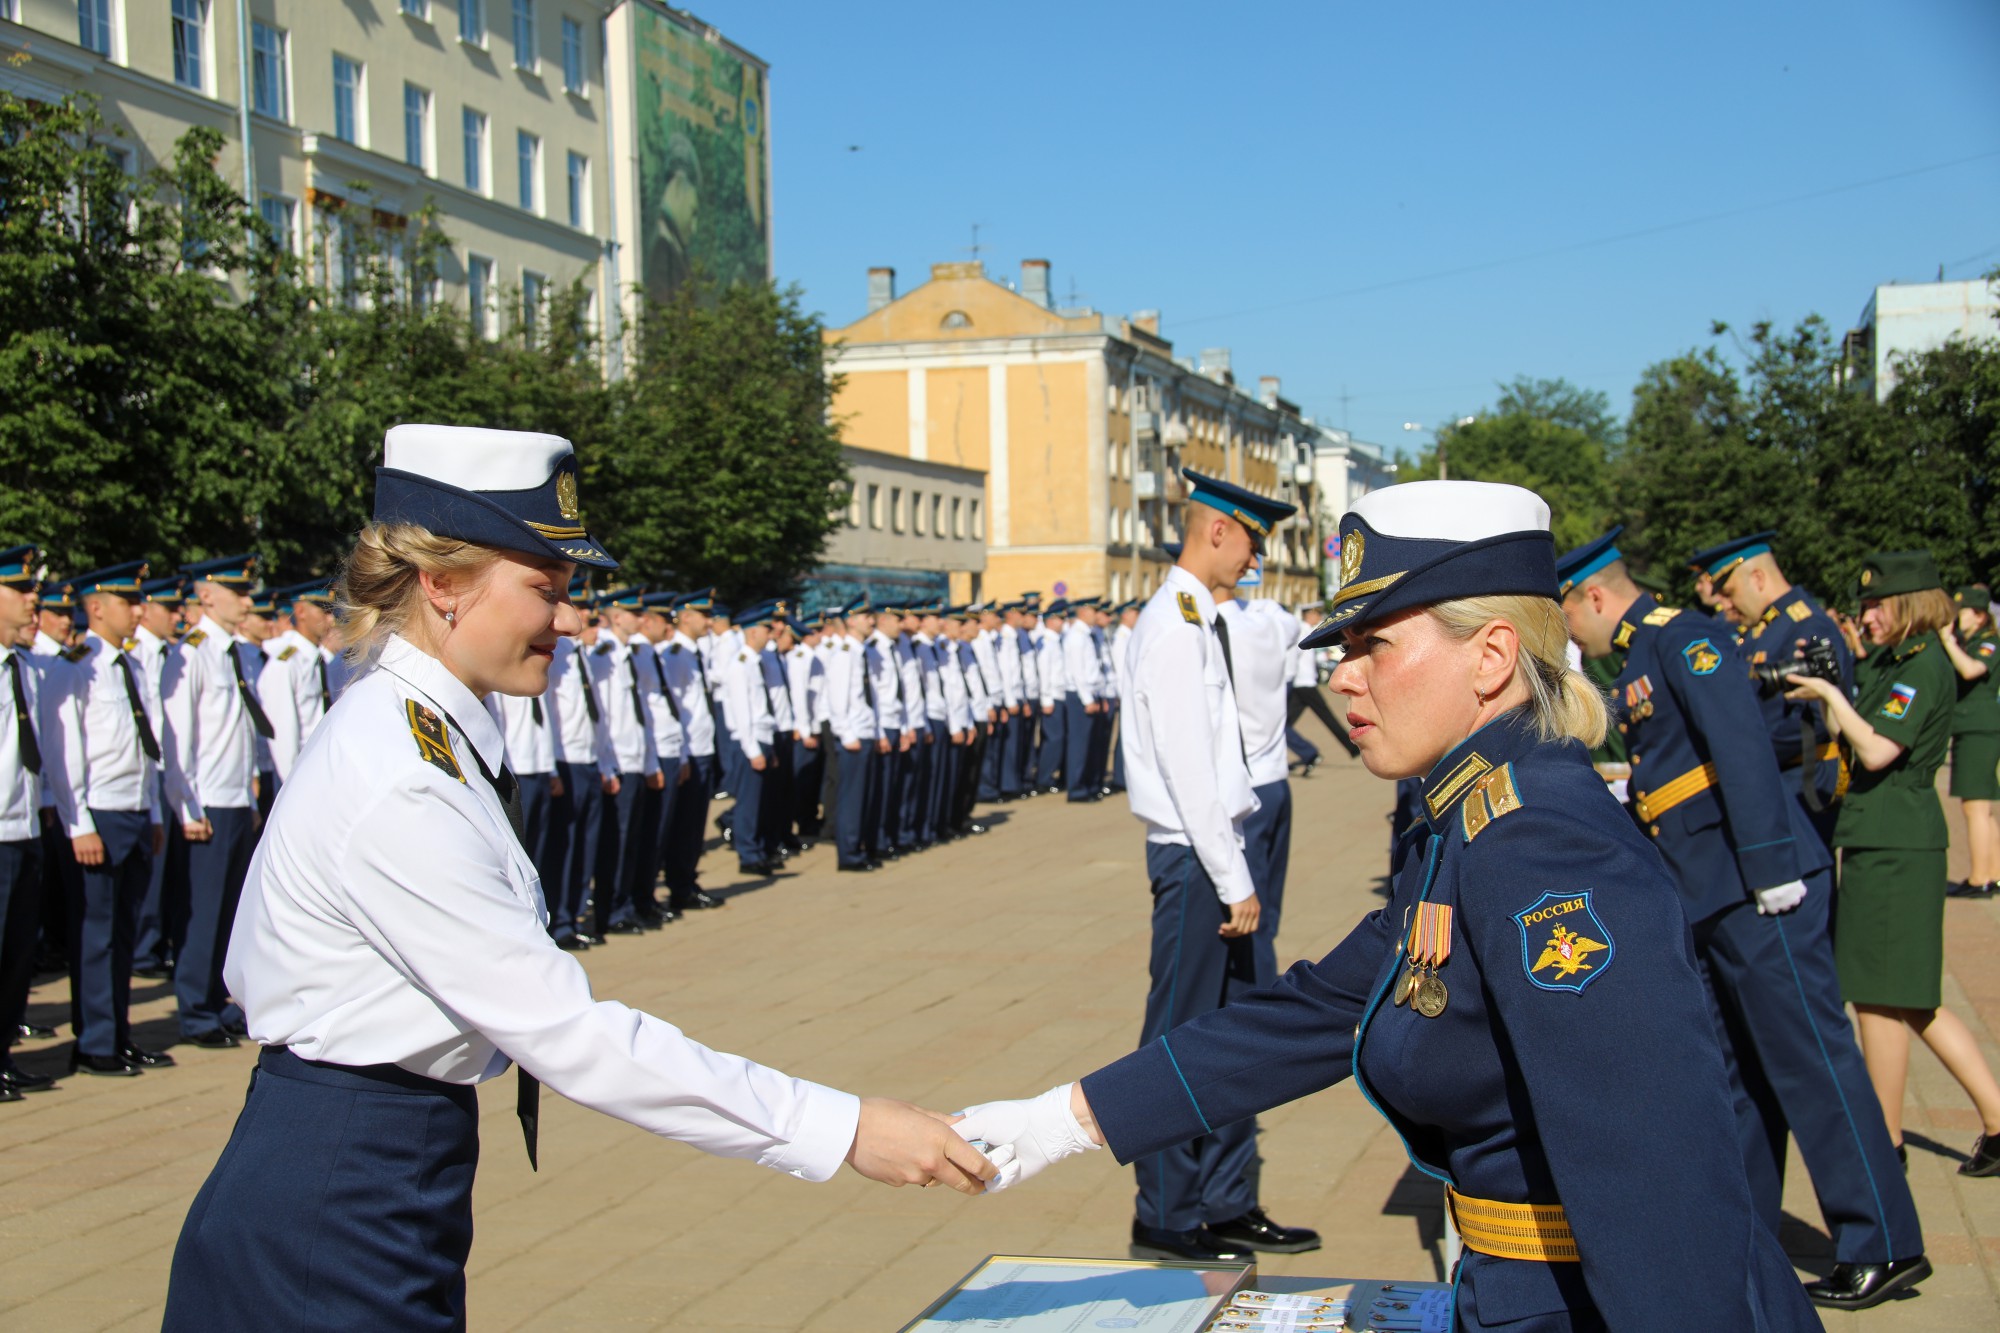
left=1611, top=594, right=1827, bottom=922
left=1738, top=586, right=1854, bottom=807
left=1080, top=710, right=1818, bottom=1332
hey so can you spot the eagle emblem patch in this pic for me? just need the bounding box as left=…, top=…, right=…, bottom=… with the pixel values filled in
left=1682, top=639, right=1721, bottom=676
left=1515, top=892, right=1614, bottom=994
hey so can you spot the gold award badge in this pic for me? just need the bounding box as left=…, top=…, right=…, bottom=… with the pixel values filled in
left=1340, top=530, right=1365, bottom=590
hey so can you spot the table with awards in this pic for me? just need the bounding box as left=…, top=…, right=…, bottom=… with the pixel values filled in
left=899, top=1255, right=1452, bottom=1332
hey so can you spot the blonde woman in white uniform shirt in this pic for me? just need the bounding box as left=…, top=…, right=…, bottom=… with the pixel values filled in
left=163, top=426, right=992, bottom=1332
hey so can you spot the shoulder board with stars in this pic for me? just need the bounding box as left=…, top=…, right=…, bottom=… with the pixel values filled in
left=406, top=700, right=464, bottom=782
left=1642, top=606, right=1681, bottom=627
left=62, top=644, right=90, bottom=663
left=1177, top=592, right=1200, bottom=625
left=1786, top=601, right=1813, bottom=623
left=276, top=645, right=298, bottom=661
left=1462, top=764, right=1524, bottom=843
left=182, top=629, right=207, bottom=647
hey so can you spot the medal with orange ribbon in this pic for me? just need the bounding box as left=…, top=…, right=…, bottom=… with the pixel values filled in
left=1406, top=901, right=1453, bottom=1018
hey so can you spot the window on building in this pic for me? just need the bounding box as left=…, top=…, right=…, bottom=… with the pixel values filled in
left=77, top=1, right=114, bottom=58
left=332, top=55, right=364, bottom=145
left=258, top=194, right=296, bottom=253
left=251, top=23, right=288, bottom=120
left=458, top=0, right=484, bottom=45
left=847, top=488, right=862, bottom=529
left=940, top=310, right=971, bottom=330
left=468, top=254, right=495, bottom=340
left=891, top=488, right=907, bottom=533
left=970, top=500, right=983, bottom=539
left=510, top=0, right=536, bottom=70
left=565, top=151, right=588, bottom=229
left=516, top=131, right=541, bottom=213
left=561, top=16, right=584, bottom=93
left=462, top=108, right=488, bottom=194
left=931, top=494, right=943, bottom=539
left=912, top=491, right=926, bottom=536
left=402, top=84, right=431, bottom=172
left=171, top=0, right=207, bottom=91
left=400, top=0, right=429, bottom=18
left=951, top=497, right=964, bottom=539
left=867, top=484, right=883, bottom=530
left=520, top=270, right=546, bottom=342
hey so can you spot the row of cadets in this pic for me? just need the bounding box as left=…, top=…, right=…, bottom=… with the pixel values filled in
left=657, top=589, right=724, bottom=913
left=821, top=596, right=879, bottom=870
left=0, top=547, right=65, bottom=1098
left=538, top=579, right=618, bottom=950
left=1031, top=601, right=1068, bottom=792
left=786, top=610, right=830, bottom=844
left=587, top=586, right=663, bottom=938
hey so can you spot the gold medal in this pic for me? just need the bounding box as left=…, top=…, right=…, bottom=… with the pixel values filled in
left=1395, top=965, right=1418, bottom=1006
left=1414, top=970, right=1449, bottom=1018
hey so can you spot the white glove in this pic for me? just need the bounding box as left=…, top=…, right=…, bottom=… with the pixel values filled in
left=1754, top=879, right=1808, bottom=915
left=953, top=1083, right=1101, bottom=1193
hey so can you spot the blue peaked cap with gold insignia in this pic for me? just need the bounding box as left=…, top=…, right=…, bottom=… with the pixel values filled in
left=0, top=545, right=39, bottom=590
left=1301, top=481, right=1557, bottom=649
left=1182, top=468, right=1297, bottom=552
left=181, top=553, right=261, bottom=588
left=1688, top=530, right=1777, bottom=583
left=275, top=578, right=336, bottom=609
left=375, top=424, right=616, bottom=570
left=70, top=561, right=150, bottom=599
left=1554, top=527, right=1626, bottom=598
left=140, top=574, right=188, bottom=606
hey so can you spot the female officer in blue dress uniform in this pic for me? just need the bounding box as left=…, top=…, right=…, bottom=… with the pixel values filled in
left=956, top=481, right=1822, bottom=1332
left=163, top=425, right=991, bottom=1331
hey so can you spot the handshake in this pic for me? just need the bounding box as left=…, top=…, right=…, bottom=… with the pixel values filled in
left=848, top=1084, right=1105, bottom=1195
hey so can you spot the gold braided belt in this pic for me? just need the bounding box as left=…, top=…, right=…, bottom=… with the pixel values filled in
left=1631, top=762, right=1717, bottom=824
left=1447, top=1187, right=1580, bottom=1263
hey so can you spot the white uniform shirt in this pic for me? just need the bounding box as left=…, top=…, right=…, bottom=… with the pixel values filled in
left=1061, top=620, right=1103, bottom=704
left=1291, top=627, right=1320, bottom=689
left=912, top=634, right=947, bottom=723
left=637, top=638, right=689, bottom=767
left=32, top=629, right=65, bottom=657
left=934, top=636, right=973, bottom=733
left=1112, top=622, right=1136, bottom=701
left=1220, top=599, right=1299, bottom=788
left=863, top=632, right=903, bottom=735
left=1016, top=627, right=1039, bottom=706
left=226, top=635, right=858, bottom=1178
left=1033, top=628, right=1066, bottom=706
left=822, top=634, right=875, bottom=747
left=959, top=637, right=994, bottom=717
left=658, top=633, right=718, bottom=759
left=237, top=636, right=274, bottom=778
left=545, top=638, right=617, bottom=777
left=497, top=692, right=556, bottom=775
left=718, top=644, right=774, bottom=752
left=993, top=629, right=1024, bottom=709
left=588, top=637, right=659, bottom=777
left=1123, top=568, right=1258, bottom=904
left=50, top=630, right=163, bottom=832
left=161, top=615, right=260, bottom=817
left=262, top=630, right=332, bottom=783
left=0, top=645, right=56, bottom=841
left=893, top=636, right=925, bottom=731
left=785, top=643, right=824, bottom=734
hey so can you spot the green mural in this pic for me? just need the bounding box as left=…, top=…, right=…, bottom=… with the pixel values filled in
left=632, top=10, right=770, bottom=303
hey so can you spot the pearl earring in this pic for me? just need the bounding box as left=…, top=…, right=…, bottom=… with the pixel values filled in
left=445, top=608, right=456, bottom=626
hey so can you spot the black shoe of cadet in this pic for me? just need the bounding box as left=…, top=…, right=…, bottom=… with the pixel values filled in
left=1128, top=1221, right=1255, bottom=1264
left=1960, top=1133, right=2000, bottom=1177
left=1206, top=1207, right=1323, bottom=1253
left=1803, top=1256, right=1932, bottom=1310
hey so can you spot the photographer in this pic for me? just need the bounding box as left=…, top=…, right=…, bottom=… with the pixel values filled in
left=1786, top=553, right=2000, bottom=1180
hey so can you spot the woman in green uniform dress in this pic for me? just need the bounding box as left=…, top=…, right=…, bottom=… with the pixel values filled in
left=1787, top=551, right=2000, bottom=1176
left=1941, top=587, right=2000, bottom=896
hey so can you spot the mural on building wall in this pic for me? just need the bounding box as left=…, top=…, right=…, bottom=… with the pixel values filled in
left=631, top=9, right=771, bottom=303
left=803, top=566, right=951, bottom=618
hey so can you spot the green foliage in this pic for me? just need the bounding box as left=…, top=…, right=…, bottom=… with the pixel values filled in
left=0, top=90, right=845, bottom=596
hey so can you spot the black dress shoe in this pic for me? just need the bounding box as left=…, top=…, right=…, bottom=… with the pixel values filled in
left=555, top=934, right=590, bottom=951
left=132, top=963, right=173, bottom=980
left=683, top=890, right=724, bottom=910
left=1298, top=756, right=1322, bottom=777
left=966, top=822, right=987, bottom=835
left=1129, top=1221, right=1255, bottom=1263
left=1, top=1059, right=54, bottom=1092
left=16, top=1022, right=54, bottom=1041
left=1960, top=1133, right=2000, bottom=1176
left=0, top=1084, right=20, bottom=1102
left=69, top=1049, right=142, bottom=1076
left=740, top=860, right=783, bottom=876
left=184, top=1030, right=240, bottom=1049
left=1207, top=1207, right=1322, bottom=1253
left=1804, top=1255, right=1932, bottom=1309
left=120, top=1044, right=176, bottom=1069
left=604, top=920, right=647, bottom=936
left=574, top=933, right=604, bottom=947
left=836, top=861, right=875, bottom=873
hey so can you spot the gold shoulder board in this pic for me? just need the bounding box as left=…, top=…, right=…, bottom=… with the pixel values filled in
left=406, top=700, right=465, bottom=783
left=1177, top=592, right=1200, bottom=625
left=1642, top=607, right=1681, bottom=627
left=1462, top=764, right=1525, bottom=842
left=1787, top=602, right=1812, bottom=623
left=182, top=629, right=207, bottom=647
left=277, top=645, right=298, bottom=661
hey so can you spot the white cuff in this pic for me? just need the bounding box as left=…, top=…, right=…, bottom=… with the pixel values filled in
left=758, top=1082, right=862, bottom=1182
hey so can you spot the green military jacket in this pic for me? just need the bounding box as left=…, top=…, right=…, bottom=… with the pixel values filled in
left=1835, top=631, right=1953, bottom=851
left=1950, top=625, right=2000, bottom=737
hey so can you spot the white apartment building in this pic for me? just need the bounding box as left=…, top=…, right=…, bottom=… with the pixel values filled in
left=1840, top=279, right=2000, bottom=401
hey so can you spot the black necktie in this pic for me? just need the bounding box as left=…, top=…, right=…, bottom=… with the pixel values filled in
left=114, top=651, right=162, bottom=762
left=1211, top=615, right=1250, bottom=767
left=651, top=652, right=682, bottom=723
left=862, top=644, right=878, bottom=710
left=441, top=703, right=539, bottom=1172
left=230, top=644, right=275, bottom=739
left=9, top=653, right=40, bottom=776
left=531, top=695, right=544, bottom=726
left=693, top=650, right=717, bottom=719
left=574, top=649, right=601, bottom=722
left=315, top=654, right=332, bottom=711
left=625, top=650, right=646, bottom=722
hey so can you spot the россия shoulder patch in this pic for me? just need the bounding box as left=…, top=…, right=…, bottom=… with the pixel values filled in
left=1514, top=891, right=1614, bottom=994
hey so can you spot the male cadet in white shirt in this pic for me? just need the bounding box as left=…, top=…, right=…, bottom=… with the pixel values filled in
left=658, top=590, right=724, bottom=911
left=131, top=575, right=189, bottom=981
left=0, top=547, right=61, bottom=1099
left=1031, top=603, right=1067, bottom=792
left=634, top=592, right=691, bottom=922
left=864, top=606, right=914, bottom=858
left=587, top=589, right=662, bottom=938
left=1217, top=563, right=1305, bottom=978
left=762, top=607, right=806, bottom=856
left=910, top=606, right=953, bottom=847
left=1006, top=602, right=1041, bottom=799
left=1116, top=468, right=1318, bottom=1263
left=944, top=609, right=993, bottom=837
left=992, top=606, right=1029, bottom=801
left=888, top=605, right=931, bottom=851
left=718, top=600, right=782, bottom=876
left=541, top=602, right=618, bottom=950
left=785, top=614, right=829, bottom=845
left=1060, top=599, right=1108, bottom=803
left=495, top=656, right=560, bottom=899
left=259, top=581, right=338, bottom=789
left=33, top=579, right=75, bottom=656
left=237, top=590, right=280, bottom=816
left=1284, top=603, right=1359, bottom=768
left=1109, top=600, right=1139, bottom=792
left=824, top=599, right=881, bottom=871
left=162, top=554, right=272, bottom=1047
left=49, top=563, right=176, bottom=1076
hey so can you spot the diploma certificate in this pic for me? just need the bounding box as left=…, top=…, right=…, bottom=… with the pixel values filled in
left=899, top=1255, right=1254, bottom=1332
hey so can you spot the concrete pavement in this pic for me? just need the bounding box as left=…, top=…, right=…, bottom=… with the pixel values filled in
left=3, top=740, right=1999, bottom=1329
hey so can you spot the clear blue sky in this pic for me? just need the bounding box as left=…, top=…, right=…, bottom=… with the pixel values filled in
left=699, top=0, right=1999, bottom=452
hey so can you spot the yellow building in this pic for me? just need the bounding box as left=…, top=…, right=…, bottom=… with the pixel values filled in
left=826, top=259, right=1324, bottom=608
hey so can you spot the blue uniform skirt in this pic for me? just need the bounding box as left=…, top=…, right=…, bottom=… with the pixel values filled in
left=164, top=1046, right=480, bottom=1332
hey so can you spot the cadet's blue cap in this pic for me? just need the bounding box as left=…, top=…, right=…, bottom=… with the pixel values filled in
left=1045, top=598, right=1071, bottom=615
left=596, top=586, right=646, bottom=610
left=1688, top=531, right=1777, bottom=583
left=1554, top=526, right=1627, bottom=599
left=247, top=588, right=279, bottom=616
left=711, top=602, right=735, bottom=621
left=373, top=424, right=616, bottom=569
left=280, top=579, right=336, bottom=609
left=673, top=588, right=715, bottom=612
left=71, top=561, right=150, bottom=599
left=39, top=580, right=76, bottom=612
left=181, top=553, right=261, bottom=588
left=0, top=545, right=40, bottom=590
left=784, top=615, right=808, bottom=636
left=1182, top=468, right=1298, bottom=552
left=1118, top=600, right=1141, bottom=613
left=639, top=590, right=679, bottom=611
left=1162, top=542, right=1184, bottom=561
left=845, top=595, right=874, bottom=615
left=140, top=574, right=188, bottom=606
left=737, top=598, right=790, bottom=629
left=1302, top=481, right=1557, bottom=648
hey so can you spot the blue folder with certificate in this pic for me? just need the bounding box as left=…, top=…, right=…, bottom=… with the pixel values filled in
left=898, top=1255, right=1254, bottom=1331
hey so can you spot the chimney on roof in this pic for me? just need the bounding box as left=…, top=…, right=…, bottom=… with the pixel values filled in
left=1259, top=376, right=1280, bottom=407
left=1200, top=348, right=1233, bottom=384
left=1130, top=309, right=1160, bottom=335
left=867, top=267, right=896, bottom=313
left=1021, top=259, right=1051, bottom=309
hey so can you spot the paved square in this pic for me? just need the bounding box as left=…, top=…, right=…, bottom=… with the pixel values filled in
left=3, top=747, right=1998, bottom=1328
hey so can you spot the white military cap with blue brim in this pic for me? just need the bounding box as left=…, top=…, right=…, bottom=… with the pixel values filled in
left=1301, top=481, right=1557, bottom=649
left=374, top=424, right=617, bottom=570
